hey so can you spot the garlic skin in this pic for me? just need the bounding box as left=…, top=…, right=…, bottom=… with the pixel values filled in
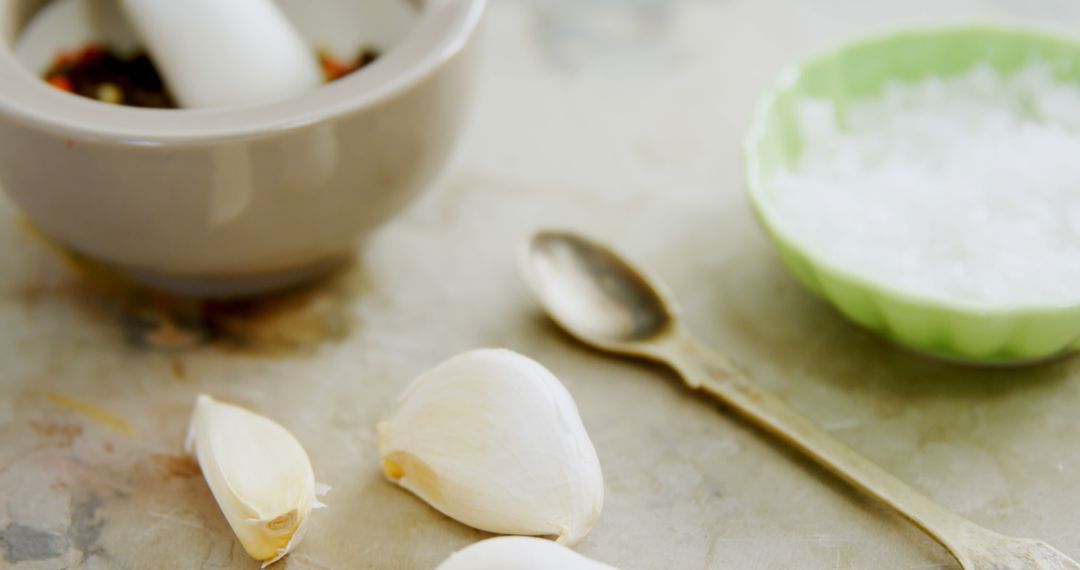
left=436, top=536, right=620, bottom=570
left=186, top=394, right=325, bottom=567
left=377, top=349, right=604, bottom=545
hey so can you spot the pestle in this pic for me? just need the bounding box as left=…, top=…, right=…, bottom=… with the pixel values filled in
left=118, top=0, right=323, bottom=108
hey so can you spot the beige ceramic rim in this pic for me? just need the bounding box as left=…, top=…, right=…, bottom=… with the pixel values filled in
left=0, top=0, right=485, bottom=145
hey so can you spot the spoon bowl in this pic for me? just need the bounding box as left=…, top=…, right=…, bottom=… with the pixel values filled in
left=519, top=230, right=674, bottom=351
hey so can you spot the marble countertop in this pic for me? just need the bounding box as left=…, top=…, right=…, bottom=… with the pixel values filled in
left=5, top=0, right=1080, bottom=568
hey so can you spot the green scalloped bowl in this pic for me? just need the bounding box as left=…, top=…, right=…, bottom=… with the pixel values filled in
left=745, top=25, right=1080, bottom=365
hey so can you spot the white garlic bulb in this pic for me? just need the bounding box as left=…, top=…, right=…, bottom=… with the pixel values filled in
left=186, top=394, right=326, bottom=567
left=377, top=349, right=605, bottom=546
left=436, top=536, right=620, bottom=570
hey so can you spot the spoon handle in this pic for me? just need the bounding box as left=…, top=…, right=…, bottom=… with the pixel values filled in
left=659, top=333, right=1076, bottom=570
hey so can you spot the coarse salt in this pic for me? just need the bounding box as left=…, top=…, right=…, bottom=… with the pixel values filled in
left=769, top=62, right=1080, bottom=308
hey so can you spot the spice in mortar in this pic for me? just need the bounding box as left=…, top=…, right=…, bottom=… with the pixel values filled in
left=769, top=62, right=1080, bottom=308
left=44, top=44, right=175, bottom=108
left=43, top=43, right=380, bottom=108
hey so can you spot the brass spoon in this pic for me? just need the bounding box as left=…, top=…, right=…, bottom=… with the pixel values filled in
left=518, top=229, right=1079, bottom=570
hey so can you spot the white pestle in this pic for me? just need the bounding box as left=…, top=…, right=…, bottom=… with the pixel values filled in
left=119, top=0, right=323, bottom=108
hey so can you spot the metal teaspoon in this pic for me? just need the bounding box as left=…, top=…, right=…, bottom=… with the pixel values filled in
left=518, top=229, right=1079, bottom=570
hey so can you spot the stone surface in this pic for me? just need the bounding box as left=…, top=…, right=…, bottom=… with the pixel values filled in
left=4, top=0, right=1080, bottom=569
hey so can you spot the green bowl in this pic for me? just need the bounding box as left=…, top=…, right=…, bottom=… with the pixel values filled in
left=744, top=25, right=1080, bottom=365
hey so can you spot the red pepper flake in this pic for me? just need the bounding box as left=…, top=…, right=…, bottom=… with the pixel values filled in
left=77, top=45, right=106, bottom=64
left=54, top=50, right=76, bottom=68
left=318, top=51, right=349, bottom=82
left=318, top=47, right=380, bottom=83
left=47, top=75, right=74, bottom=92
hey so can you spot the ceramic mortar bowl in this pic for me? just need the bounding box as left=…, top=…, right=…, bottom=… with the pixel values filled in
left=0, top=0, right=483, bottom=296
left=746, top=26, right=1080, bottom=366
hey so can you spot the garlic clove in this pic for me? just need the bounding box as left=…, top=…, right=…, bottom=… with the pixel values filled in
left=377, top=349, right=604, bottom=546
left=186, top=394, right=324, bottom=567
left=435, top=536, right=620, bottom=570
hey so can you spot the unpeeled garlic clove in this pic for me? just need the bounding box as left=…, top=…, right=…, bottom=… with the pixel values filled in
left=435, top=536, right=620, bottom=570
left=186, top=394, right=325, bottom=567
left=377, top=349, right=604, bottom=545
